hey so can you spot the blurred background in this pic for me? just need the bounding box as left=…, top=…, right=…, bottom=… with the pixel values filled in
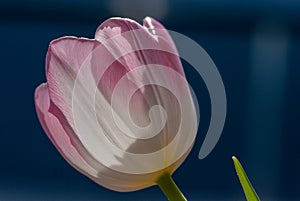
left=1, top=0, right=299, bottom=200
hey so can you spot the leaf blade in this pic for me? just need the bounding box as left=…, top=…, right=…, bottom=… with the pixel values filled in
left=232, top=156, right=260, bottom=201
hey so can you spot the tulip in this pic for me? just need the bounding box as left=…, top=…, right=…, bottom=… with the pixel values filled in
left=35, top=17, right=198, bottom=200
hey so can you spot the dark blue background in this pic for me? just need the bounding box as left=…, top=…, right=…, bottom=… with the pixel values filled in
left=1, top=0, right=299, bottom=200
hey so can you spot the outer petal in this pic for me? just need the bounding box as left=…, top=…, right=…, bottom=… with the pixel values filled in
left=94, top=17, right=197, bottom=170
left=34, top=83, right=98, bottom=177
left=46, top=37, right=100, bottom=130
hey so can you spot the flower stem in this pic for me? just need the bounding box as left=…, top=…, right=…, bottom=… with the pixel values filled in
left=156, top=173, right=187, bottom=201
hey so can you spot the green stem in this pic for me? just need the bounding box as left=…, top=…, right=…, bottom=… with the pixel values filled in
left=156, top=173, right=187, bottom=201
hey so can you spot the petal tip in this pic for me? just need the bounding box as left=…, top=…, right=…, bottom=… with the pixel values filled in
left=34, top=83, right=48, bottom=101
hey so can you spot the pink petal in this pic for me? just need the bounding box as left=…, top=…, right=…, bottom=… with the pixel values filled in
left=95, top=17, right=184, bottom=76
left=143, top=16, right=184, bottom=76
left=93, top=17, right=186, bottom=104
left=94, top=16, right=186, bottom=105
left=35, top=83, right=161, bottom=192
left=92, top=18, right=192, bottom=155
left=34, top=83, right=98, bottom=177
left=46, top=37, right=99, bottom=120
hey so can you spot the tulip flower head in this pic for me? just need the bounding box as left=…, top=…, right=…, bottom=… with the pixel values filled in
left=35, top=17, right=198, bottom=199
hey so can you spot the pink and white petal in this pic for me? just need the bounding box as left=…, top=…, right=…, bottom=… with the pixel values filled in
left=94, top=17, right=176, bottom=75
left=94, top=18, right=155, bottom=73
left=34, top=83, right=98, bottom=177
left=35, top=83, right=156, bottom=192
left=46, top=36, right=99, bottom=74
left=44, top=35, right=156, bottom=175
left=93, top=18, right=190, bottom=151
left=96, top=19, right=196, bottom=166
left=45, top=37, right=100, bottom=129
left=143, top=17, right=185, bottom=76
left=94, top=17, right=182, bottom=101
left=93, top=18, right=158, bottom=128
left=95, top=17, right=185, bottom=93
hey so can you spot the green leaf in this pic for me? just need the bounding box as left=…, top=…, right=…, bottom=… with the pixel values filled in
left=232, top=156, right=261, bottom=201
